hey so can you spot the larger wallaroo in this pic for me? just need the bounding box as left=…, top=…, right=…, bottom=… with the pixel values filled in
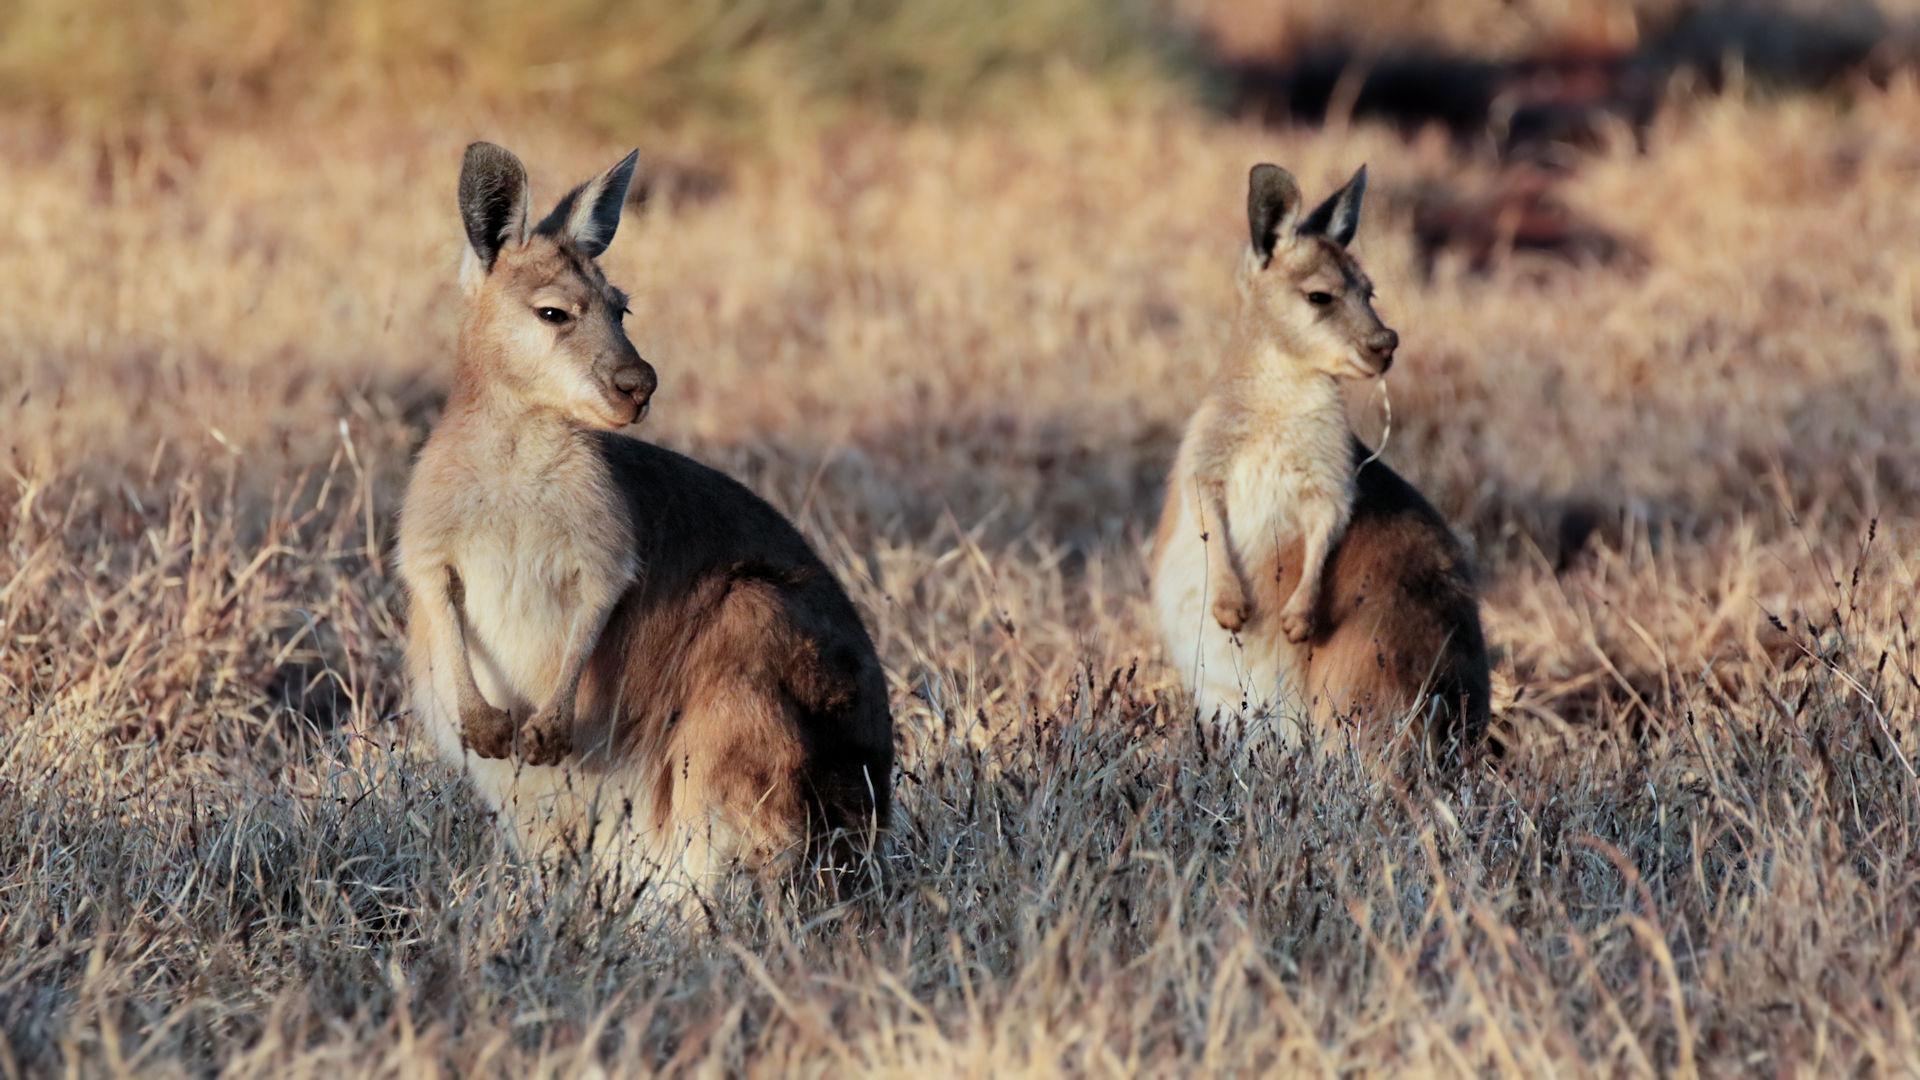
left=1151, top=164, right=1491, bottom=767
left=397, top=143, right=893, bottom=905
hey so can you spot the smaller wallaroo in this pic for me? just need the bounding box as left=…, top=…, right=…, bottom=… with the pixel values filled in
left=397, top=143, right=893, bottom=909
left=1151, top=163, right=1491, bottom=768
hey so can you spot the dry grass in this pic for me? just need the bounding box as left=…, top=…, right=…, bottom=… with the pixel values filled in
left=0, top=0, right=1183, bottom=136
left=5, top=66, right=1920, bottom=1075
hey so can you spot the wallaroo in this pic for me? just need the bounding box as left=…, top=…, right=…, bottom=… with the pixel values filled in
left=397, top=143, right=893, bottom=907
left=1151, top=163, right=1491, bottom=768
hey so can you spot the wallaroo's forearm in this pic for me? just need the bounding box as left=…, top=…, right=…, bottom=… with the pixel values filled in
left=1196, top=475, right=1255, bottom=631
left=421, top=565, right=517, bottom=757
left=442, top=568, right=492, bottom=705
left=1288, top=541, right=1326, bottom=606
left=1292, top=506, right=1344, bottom=598
left=1198, top=480, right=1242, bottom=577
left=1279, top=500, right=1348, bottom=642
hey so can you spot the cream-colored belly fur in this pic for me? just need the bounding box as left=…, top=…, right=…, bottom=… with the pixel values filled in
left=1153, top=414, right=1351, bottom=738
left=1153, top=463, right=1299, bottom=732
left=405, top=464, right=725, bottom=901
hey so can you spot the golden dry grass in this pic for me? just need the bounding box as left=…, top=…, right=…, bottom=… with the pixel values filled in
left=0, top=0, right=1182, bottom=137
left=4, top=69, right=1920, bottom=1075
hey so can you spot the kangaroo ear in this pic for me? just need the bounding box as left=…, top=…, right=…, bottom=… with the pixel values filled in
left=1248, top=164, right=1303, bottom=267
left=535, top=149, right=640, bottom=259
left=1299, top=165, right=1368, bottom=248
left=458, top=142, right=531, bottom=272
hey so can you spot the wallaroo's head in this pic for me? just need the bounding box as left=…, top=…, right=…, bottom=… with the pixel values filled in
left=455, top=142, right=658, bottom=429
left=1237, top=163, right=1398, bottom=379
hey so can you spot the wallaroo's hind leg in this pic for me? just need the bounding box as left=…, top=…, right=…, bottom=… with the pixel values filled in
left=620, top=577, right=891, bottom=910
left=640, top=686, right=883, bottom=912
left=663, top=682, right=809, bottom=886
left=1301, top=638, right=1490, bottom=777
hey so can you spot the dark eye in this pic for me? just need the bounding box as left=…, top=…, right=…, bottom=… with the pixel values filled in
left=617, top=305, right=631, bottom=322
left=1306, top=291, right=1336, bottom=306
left=535, top=306, right=571, bottom=325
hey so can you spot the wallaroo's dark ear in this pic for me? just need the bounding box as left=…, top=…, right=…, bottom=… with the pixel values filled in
left=459, top=142, right=531, bottom=272
left=535, top=149, right=640, bottom=259
left=1247, top=163, right=1303, bottom=266
left=1299, top=165, right=1368, bottom=248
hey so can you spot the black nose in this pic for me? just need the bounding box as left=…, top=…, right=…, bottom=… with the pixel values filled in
left=1368, top=329, right=1399, bottom=366
left=612, top=361, right=657, bottom=403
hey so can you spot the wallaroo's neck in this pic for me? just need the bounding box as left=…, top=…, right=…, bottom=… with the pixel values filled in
left=1219, top=311, right=1348, bottom=421
left=442, top=325, right=593, bottom=467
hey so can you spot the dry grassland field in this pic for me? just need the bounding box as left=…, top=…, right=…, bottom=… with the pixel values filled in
left=3, top=0, right=1920, bottom=1075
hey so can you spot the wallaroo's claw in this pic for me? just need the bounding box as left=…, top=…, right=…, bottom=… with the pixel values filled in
left=461, top=704, right=517, bottom=759
left=518, top=715, right=572, bottom=766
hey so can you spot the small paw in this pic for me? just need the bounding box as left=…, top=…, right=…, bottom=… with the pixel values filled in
left=1212, top=593, right=1251, bottom=633
left=1279, top=604, right=1316, bottom=644
left=518, top=709, right=573, bottom=766
left=460, top=703, right=517, bottom=760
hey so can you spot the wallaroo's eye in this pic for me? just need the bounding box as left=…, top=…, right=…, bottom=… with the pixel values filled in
left=535, top=306, right=571, bottom=325
left=1306, top=291, right=1336, bottom=306
left=618, top=305, right=632, bottom=321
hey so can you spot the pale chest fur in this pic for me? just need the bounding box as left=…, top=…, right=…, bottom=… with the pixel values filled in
left=1222, top=401, right=1353, bottom=548
left=1150, top=379, right=1355, bottom=725
left=400, top=429, right=636, bottom=711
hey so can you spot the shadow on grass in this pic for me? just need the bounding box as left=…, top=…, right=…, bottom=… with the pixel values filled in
left=37, top=349, right=1903, bottom=741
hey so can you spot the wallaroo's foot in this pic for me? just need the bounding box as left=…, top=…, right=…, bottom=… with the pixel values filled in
left=1279, top=604, right=1316, bottom=644
left=461, top=703, right=517, bottom=759
left=518, top=710, right=573, bottom=766
left=1212, top=594, right=1251, bottom=633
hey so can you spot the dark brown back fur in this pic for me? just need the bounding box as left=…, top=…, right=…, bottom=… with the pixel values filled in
left=1255, top=439, right=1491, bottom=767
left=570, top=434, right=893, bottom=868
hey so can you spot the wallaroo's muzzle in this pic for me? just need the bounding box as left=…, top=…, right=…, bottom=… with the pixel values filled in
left=1366, top=328, right=1399, bottom=371
left=607, top=359, right=658, bottom=422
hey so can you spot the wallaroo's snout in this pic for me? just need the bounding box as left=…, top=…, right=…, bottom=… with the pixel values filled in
left=1366, top=328, right=1399, bottom=371
left=608, top=357, right=658, bottom=423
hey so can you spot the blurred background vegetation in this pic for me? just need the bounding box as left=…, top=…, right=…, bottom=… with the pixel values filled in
left=6, top=0, right=1913, bottom=141
left=0, top=0, right=1185, bottom=135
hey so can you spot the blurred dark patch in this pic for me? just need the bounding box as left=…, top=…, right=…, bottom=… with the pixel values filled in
left=1213, top=3, right=1914, bottom=275
left=264, top=655, right=354, bottom=733
left=1231, top=47, right=1509, bottom=144
left=1646, top=2, right=1903, bottom=95
left=368, top=371, right=451, bottom=441
left=1220, top=4, right=1909, bottom=162
left=1223, top=41, right=1650, bottom=164
left=1400, top=168, right=1646, bottom=277
left=626, top=156, right=731, bottom=211
left=1552, top=502, right=1606, bottom=575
